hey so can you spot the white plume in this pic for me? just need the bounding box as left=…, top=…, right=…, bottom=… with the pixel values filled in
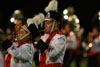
left=27, top=13, right=45, bottom=28
left=45, top=0, right=58, bottom=13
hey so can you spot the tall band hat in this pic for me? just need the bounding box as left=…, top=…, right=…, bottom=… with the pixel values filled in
left=44, top=11, right=62, bottom=33
left=45, top=11, right=62, bottom=23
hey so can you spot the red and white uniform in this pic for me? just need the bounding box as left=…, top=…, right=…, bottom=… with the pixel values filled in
left=5, top=41, right=35, bottom=67
left=39, top=30, right=66, bottom=67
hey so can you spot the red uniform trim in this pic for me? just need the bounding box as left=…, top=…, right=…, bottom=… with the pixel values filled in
left=40, top=53, right=46, bottom=67
left=45, top=18, right=54, bottom=21
left=88, top=51, right=100, bottom=56
left=66, top=48, right=80, bottom=55
left=40, top=29, right=62, bottom=67
left=5, top=41, right=32, bottom=67
left=5, top=54, right=11, bottom=67
left=18, top=41, right=32, bottom=47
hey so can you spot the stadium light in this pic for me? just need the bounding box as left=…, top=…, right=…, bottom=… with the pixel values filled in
left=75, top=18, right=80, bottom=24
left=14, top=10, right=21, bottom=14
left=63, top=9, right=68, bottom=15
left=64, top=15, right=68, bottom=20
left=99, top=11, right=100, bottom=16
left=10, top=17, right=15, bottom=23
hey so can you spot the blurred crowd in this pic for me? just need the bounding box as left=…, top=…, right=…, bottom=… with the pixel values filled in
left=0, top=0, right=100, bottom=67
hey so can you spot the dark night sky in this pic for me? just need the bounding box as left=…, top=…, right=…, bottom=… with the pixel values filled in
left=81, top=0, right=100, bottom=35
left=0, top=0, right=99, bottom=35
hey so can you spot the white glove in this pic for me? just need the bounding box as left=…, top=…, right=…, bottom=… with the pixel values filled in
left=27, top=13, right=45, bottom=27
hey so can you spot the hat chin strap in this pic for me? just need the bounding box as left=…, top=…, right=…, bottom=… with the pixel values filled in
left=50, top=21, right=55, bottom=33
left=15, top=32, right=30, bottom=41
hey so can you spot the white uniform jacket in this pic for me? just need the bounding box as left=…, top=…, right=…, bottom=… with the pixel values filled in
left=91, top=37, right=100, bottom=52
left=66, top=32, right=77, bottom=49
left=7, top=42, right=35, bottom=67
left=0, top=51, right=4, bottom=67
left=45, top=34, right=66, bottom=65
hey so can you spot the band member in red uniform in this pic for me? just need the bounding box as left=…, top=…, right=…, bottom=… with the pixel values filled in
left=35, top=11, right=66, bottom=67
left=87, top=27, right=100, bottom=67
left=5, top=23, right=40, bottom=67
left=63, top=22, right=77, bottom=67
left=5, top=18, right=27, bottom=67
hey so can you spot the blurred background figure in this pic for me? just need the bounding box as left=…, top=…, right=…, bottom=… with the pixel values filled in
left=82, top=32, right=93, bottom=59
left=62, top=6, right=80, bottom=67
left=87, top=27, right=100, bottom=67
left=8, top=10, right=25, bottom=37
left=0, top=28, right=6, bottom=45
left=63, top=21, right=77, bottom=67
left=75, top=28, right=84, bottom=67
left=2, top=32, right=13, bottom=57
left=0, top=48, right=4, bottom=67
left=63, top=6, right=80, bottom=33
left=0, top=28, right=5, bottom=67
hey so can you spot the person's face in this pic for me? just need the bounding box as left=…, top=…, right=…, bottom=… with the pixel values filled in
left=87, top=32, right=93, bottom=41
left=69, top=7, right=74, bottom=14
left=45, top=21, right=53, bottom=33
left=88, top=32, right=93, bottom=38
left=63, top=24, right=70, bottom=34
left=17, top=28, right=27, bottom=39
left=0, top=28, right=3, bottom=33
left=15, top=20, right=22, bottom=32
left=7, top=35, right=13, bottom=40
left=93, top=28, right=99, bottom=36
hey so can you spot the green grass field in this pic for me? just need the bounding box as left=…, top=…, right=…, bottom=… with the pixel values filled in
left=32, top=59, right=87, bottom=67
left=71, top=60, right=87, bottom=67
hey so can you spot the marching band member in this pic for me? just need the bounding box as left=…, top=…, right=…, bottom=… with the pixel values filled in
left=0, top=33, right=4, bottom=67
left=5, top=23, right=40, bottom=67
left=35, top=11, right=66, bottom=67
left=63, top=22, right=77, bottom=67
left=5, top=18, right=27, bottom=67
left=26, top=0, right=59, bottom=67
left=87, top=27, right=100, bottom=67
